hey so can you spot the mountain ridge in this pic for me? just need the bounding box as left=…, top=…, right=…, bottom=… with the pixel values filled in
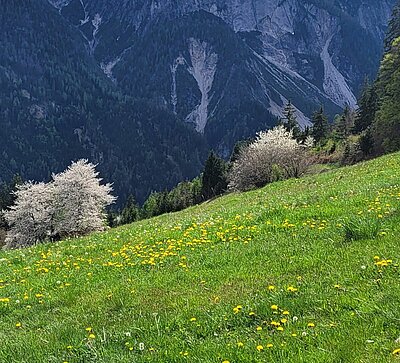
left=49, top=0, right=394, bottom=107
left=45, top=0, right=395, bottom=154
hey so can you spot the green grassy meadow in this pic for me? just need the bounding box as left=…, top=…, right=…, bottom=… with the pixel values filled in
left=0, top=153, right=400, bottom=362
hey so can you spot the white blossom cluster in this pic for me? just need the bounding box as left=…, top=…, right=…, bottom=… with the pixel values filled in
left=3, top=160, right=116, bottom=249
left=229, top=126, right=314, bottom=191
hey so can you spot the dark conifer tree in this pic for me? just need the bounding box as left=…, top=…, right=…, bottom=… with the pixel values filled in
left=373, top=2, right=400, bottom=153
left=335, top=105, right=354, bottom=139
left=353, top=80, right=378, bottom=134
left=120, top=195, right=140, bottom=225
left=201, top=151, right=228, bottom=200
left=384, top=0, right=400, bottom=52
left=299, top=126, right=311, bottom=143
left=359, top=128, right=375, bottom=156
left=311, top=107, right=329, bottom=144
left=282, top=100, right=301, bottom=139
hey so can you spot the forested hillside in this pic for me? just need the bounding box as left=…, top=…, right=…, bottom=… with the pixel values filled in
left=373, top=1, right=400, bottom=152
left=0, top=0, right=206, bottom=203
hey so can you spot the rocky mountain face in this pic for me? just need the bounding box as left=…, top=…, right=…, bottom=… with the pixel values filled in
left=0, top=0, right=395, bottom=203
left=48, top=0, right=395, bottom=155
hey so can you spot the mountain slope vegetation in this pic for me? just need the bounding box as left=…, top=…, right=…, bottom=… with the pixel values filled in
left=0, top=0, right=207, bottom=203
left=0, top=152, right=399, bottom=362
left=0, top=0, right=396, bottom=203
left=373, top=1, right=400, bottom=153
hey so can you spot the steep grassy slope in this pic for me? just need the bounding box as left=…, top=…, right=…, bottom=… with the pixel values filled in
left=0, top=153, right=400, bottom=362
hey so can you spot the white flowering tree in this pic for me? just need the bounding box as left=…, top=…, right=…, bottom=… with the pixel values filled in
left=4, top=182, right=53, bottom=249
left=228, top=126, right=313, bottom=191
left=3, top=160, right=116, bottom=249
left=51, top=160, right=116, bottom=238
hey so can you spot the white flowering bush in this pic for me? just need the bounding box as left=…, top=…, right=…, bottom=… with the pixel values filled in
left=51, top=160, right=116, bottom=239
left=228, top=126, right=313, bottom=191
left=3, top=182, right=54, bottom=249
left=3, top=160, right=116, bottom=249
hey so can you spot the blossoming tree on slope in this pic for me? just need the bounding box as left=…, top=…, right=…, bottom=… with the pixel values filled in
left=3, top=160, right=116, bottom=249
left=228, top=125, right=314, bottom=192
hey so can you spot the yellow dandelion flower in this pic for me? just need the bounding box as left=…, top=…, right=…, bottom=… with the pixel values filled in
left=15, top=322, right=22, bottom=328
left=88, top=333, right=96, bottom=339
left=256, top=326, right=263, bottom=331
left=190, top=317, right=197, bottom=322
left=277, top=326, right=284, bottom=331
left=266, top=343, right=273, bottom=348
left=256, top=345, right=264, bottom=352
left=237, top=342, right=244, bottom=347
left=393, top=348, right=400, bottom=355
left=307, top=322, right=315, bottom=328
left=268, top=285, right=275, bottom=291
left=282, top=310, right=290, bottom=315
left=271, top=304, right=278, bottom=310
